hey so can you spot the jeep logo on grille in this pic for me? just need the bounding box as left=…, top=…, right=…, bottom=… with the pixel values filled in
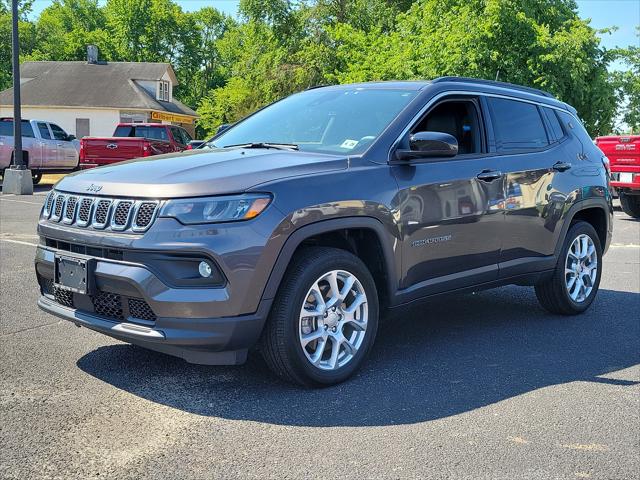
left=86, top=184, right=103, bottom=193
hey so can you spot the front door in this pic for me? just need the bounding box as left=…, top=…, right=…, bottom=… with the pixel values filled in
left=391, top=96, right=504, bottom=297
left=49, top=123, right=78, bottom=168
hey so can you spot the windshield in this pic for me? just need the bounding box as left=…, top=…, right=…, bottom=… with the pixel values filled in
left=208, top=88, right=418, bottom=155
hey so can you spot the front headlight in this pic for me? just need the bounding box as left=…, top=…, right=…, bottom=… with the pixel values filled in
left=159, top=194, right=271, bottom=225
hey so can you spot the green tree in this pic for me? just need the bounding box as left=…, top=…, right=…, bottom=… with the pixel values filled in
left=613, top=29, right=640, bottom=132
left=0, top=1, right=37, bottom=91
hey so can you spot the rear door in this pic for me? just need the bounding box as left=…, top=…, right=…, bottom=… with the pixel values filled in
left=49, top=123, right=78, bottom=168
left=391, top=95, right=504, bottom=295
left=36, top=122, right=59, bottom=167
left=486, top=97, right=570, bottom=276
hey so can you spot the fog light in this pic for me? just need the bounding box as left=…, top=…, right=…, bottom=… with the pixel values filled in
left=198, top=261, right=212, bottom=278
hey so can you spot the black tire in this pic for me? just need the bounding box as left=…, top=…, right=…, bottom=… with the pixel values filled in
left=619, top=193, right=640, bottom=219
left=535, top=221, right=602, bottom=315
left=31, top=172, right=42, bottom=185
left=260, top=247, right=379, bottom=387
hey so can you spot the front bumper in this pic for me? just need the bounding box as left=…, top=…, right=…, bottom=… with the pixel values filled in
left=38, top=294, right=269, bottom=365
left=34, top=208, right=286, bottom=364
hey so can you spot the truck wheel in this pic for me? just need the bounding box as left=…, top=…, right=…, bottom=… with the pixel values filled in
left=620, top=193, right=640, bottom=218
left=535, top=221, right=602, bottom=315
left=31, top=172, right=42, bottom=185
left=261, top=247, right=379, bottom=387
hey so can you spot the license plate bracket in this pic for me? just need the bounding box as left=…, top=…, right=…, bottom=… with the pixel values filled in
left=54, top=254, right=95, bottom=295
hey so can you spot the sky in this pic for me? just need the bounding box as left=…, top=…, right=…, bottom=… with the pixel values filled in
left=28, top=0, right=639, bottom=64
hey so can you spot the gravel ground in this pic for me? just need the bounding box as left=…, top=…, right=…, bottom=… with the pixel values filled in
left=1, top=179, right=638, bottom=479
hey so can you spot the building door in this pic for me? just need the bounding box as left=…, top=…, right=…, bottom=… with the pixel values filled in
left=76, top=118, right=90, bottom=138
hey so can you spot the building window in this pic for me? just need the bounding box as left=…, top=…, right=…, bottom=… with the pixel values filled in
left=158, top=81, right=170, bottom=101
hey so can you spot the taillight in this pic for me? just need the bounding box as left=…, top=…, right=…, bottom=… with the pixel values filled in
left=142, top=141, right=151, bottom=157
left=79, top=140, right=85, bottom=162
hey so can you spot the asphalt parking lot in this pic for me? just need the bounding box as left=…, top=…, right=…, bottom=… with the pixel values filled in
left=1, top=178, right=638, bottom=480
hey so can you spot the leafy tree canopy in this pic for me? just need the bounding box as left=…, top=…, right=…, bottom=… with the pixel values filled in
left=0, top=0, right=636, bottom=137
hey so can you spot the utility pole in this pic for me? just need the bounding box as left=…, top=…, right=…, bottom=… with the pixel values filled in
left=3, top=0, right=33, bottom=194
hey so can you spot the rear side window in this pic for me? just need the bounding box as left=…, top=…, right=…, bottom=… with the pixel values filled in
left=542, top=108, right=565, bottom=142
left=487, top=97, right=549, bottom=152
left=0, top=120, right=35, bottom=138
left=37, top=122, right=52, bottom=140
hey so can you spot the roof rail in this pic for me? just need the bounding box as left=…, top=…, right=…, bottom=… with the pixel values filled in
left=432, top=77, right=555, bottom=99
left=305, top=84, right=331, bottom=91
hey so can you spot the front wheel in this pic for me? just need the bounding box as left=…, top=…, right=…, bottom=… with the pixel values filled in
left=620, top=193, right=640, bottom=218
left=535, top=221, right=602, bottom=315
left=31, top=172, right=42, bottom=185
left=261, top=247, right=379, bottom=387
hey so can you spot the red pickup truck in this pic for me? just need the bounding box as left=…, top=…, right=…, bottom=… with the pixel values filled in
left=596, top=135, right=640, bottom=218
left=79, top=123, right=193, bottom=169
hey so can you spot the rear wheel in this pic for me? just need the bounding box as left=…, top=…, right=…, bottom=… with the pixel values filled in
left=535, top=221, right=602, bottom=315
left=619, top=193, right=640, bottom=218
left=261, top=247, right=379, bottom=387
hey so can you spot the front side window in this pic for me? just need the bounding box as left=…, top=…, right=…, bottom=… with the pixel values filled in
left=37, top=122, right=52, bottom=140
left=487, top=97, right=549, bottom=152
left=411, top=99, right=483, bottom=155
left=170, top=127, right=187, bottom=145
left=209, top=88, right=418, bottom=155
left=114, top=125, right=168, bottom=141
left=49, top=123, right=69, bottom=141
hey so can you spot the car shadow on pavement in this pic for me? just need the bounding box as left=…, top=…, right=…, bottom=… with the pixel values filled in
left=77, top=286, right=640, bottom=427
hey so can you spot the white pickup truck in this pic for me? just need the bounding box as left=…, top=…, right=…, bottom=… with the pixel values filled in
left=0, top=118, right=80, bottom=184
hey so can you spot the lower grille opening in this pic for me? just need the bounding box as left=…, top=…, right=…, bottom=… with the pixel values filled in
left=92, top=291, right=124, bottom=320
left=40, top=277, right=157, bottom=325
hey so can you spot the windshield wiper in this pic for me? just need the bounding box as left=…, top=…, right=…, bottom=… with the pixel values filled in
left=222, top=142, right=299, bottom=151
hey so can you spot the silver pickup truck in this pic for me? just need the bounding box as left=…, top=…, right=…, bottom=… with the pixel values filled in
left=0, top=118, right=80, bottom=184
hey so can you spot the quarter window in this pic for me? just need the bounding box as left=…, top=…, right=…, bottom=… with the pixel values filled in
left=542, top=107, right=565, bottom=142
left=487, top=97, right=549, bottom=152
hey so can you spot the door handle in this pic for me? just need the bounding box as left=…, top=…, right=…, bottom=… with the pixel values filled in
left=56, top=143, right=63, bottom=146
left=476, top=170, right=502, bottom=182
left=552, top=161, right=572, bottom=172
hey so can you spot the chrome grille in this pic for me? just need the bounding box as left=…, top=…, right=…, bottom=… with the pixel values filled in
left=133, top=202, right=158, bottom=230
left=52, top=194, right=66, bottom=221
left=93, top=199, right=112, bottom=227
left=111, top=201, right=133, bottom=230
left=63, top=196, right=78, bottom=223
left=77, top=198, right=93, bottom=226
left=44, top=191, right=55, bottom=217
left=45, top=191, right=160, bottom=232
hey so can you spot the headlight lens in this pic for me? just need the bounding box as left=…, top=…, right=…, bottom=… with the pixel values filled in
left=159, top=194, right=271, bottom=224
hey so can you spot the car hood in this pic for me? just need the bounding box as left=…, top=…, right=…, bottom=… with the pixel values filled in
left=55, top=148, right=348, bottom=198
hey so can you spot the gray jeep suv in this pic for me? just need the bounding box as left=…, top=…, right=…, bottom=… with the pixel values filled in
left=35, top=77, right=613, bottom=386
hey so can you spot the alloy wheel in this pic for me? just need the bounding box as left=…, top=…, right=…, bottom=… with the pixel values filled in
left=565, top=234, right=598, bottom=303
left=298, top=270, right=368, bottom=371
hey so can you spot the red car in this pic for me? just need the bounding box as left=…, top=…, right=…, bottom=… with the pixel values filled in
left=596, top=135, right=640, bottom=218
left=79, top=123, right=193, bottom=169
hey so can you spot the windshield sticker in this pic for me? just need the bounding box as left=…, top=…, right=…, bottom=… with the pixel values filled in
left=340, top=139, right=359, bottom=149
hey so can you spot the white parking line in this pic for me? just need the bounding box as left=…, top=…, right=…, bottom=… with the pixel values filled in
left=0, top=238, right=38, bottom=247
left=610, top=244, right=640, bottom=248
left=0, top=197, right=43, bottom=206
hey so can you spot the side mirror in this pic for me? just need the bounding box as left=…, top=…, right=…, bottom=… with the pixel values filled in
left=67, top=134, right=76, bottom=141
left=216, top=123, right=231, bottom=135
left=395, top=131, right=458, bottom=161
